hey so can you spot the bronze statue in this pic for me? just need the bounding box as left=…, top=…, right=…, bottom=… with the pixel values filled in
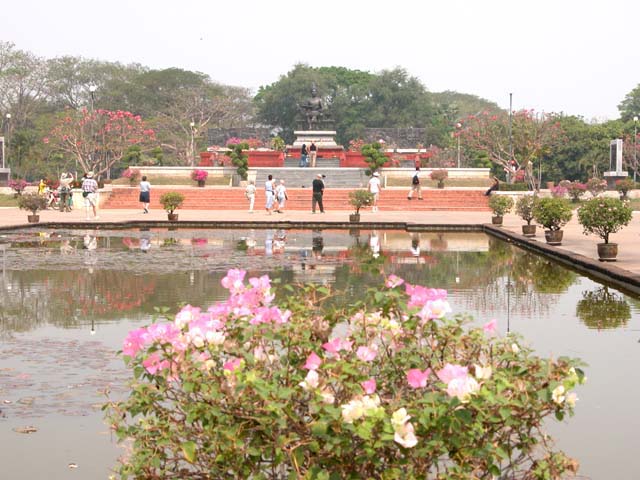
left=299, top=84, right=324, bottom=130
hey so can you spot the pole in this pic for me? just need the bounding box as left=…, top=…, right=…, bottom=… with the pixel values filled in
left=634, top=116, right=638, bottom=183
left=190, top=121, right=196, bottom=167
left=4, top=113, right=11, bottom=171
left=508, top=93, right=513, bottom=163
left=456, top=123, right=461, bottom=168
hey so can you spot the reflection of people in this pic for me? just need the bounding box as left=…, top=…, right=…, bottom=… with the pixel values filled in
left=274, top=229, right=287, bottom=253
left=275, top=180, right=287, bottom=213
left=410, top=233, right=420, bottom=257
left=265, top=229, right=274, bottom=256
left=139, top=175, right=151, bottom=214
left=408, top=167, right=423, bottom=200
left=83, top=234, right=97, bottom=250
left=369, top=230, right=380, bottom=258
left=312, top=174, right=325, bottom=213
left=485, top=176, right=500, bottom=196
left=309, top=142, right=318, bottom=167
left=312, top=229, right=324, bottom=259
left=245, top=180, right=256, bottom=213
left=368, top=172, right=381, bottom=212
left=140, top=230, right=151, bottom=252
left=82, top=171, right=99, bottom=220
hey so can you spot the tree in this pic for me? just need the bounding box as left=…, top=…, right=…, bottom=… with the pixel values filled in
left=618, top=84, right=640, bottom=122
left=45, top=108, right=155, bottom=178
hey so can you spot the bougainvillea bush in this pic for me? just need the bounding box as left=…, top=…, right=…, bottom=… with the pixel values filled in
left=106, top=270, right=585, bottom=479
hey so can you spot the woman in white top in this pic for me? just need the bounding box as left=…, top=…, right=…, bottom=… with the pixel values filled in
left=368, top=171, right=382, bottom=212
left=245, top=180, right=256, bottom=213
left=275, top=179, right=287, bottom=213
left=139, top=176, right=151, bottom=213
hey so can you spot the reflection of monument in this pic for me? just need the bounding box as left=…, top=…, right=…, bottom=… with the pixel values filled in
left=293, top=83, right=339, bottom=150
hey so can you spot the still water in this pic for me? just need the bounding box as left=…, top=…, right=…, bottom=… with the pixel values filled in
left=1, top=227, right=639, bottom=479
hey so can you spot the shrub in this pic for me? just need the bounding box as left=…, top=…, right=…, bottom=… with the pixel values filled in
left=190, top=169, right=209, bottom=182
left=349, top=189, right=374, bottom=214
left=488, top=194, right=514, bottom=216
left=226, top=142, right=249, bottom=180
left=532, top=197, right=573, bottom=231
left=158, top=192, right=185, bottom=214
left=567, top=182, right=587, bottom=202
left=361, top=142, right=388, bottom=173
left=270, top=136, right=286, bottom=151
left=106, top=270, right=584, bottom=479
left=498, top=182, right=528, bottom=191
left=515, top=194, right=537, bottom=225
left=17, top=192, right=47, bottom=214
left=577, top=197, right=632, bottom=244
left=614, top=178, right=636, bottom=198
left=8, top=179, right=28, bottom=195
left=550, top=185, right=567, bottom=198
left=429, top=169, right=448, bottom=183
left=586, top=178, right=607, bottom=197
left=121, top=168, right=141, bottom=185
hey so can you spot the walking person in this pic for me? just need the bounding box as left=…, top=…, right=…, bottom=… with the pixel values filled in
left=275, top=179, right=287, bottom=213
left=81, top=171, right=99, bottom=220
left=485, top=176, right=500, bottom=196
left=264, top=174, right=276, bottom=214
left=139, top=175, right=151, bottom=213
left=300, top=143, right=308, bottom=168
left=311, top=173, right=325, bottom=213
left=368, top=171, right=382, bottom=212
left=309, top=142, right=318, bottom=167
left=245, top=180, right=256, bottom=213
left=408, top=166, right=423, bottom=200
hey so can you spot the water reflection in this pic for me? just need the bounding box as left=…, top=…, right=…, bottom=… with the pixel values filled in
left=576, top=286, right=631, bottom=330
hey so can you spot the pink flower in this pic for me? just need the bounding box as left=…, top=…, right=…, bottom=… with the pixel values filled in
left=221, top=269, right=246, bottom=293
left=385, top=274, right=405, bottom=288
left=322, top=337, right=353, bottom=355
left=223, top=357, right=242, bottom=373
left=303, top=352, right=322, bottom=370
left=123, top=327, right=148, bottom=357
left=483, top=319, right=497, bottom=335
left=406, top=368, right=431, bottom=389
left=356, top=345, right=378, bottom=362
left=361, top=378, right=377, bottom=394
left=436, top=363, right=468, bottom=384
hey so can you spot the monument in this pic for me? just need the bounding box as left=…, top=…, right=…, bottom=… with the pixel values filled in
left=0, top=137, right=10, bottom=185
left=293, top=83, right=339, bottom=150
left=603, top=138, right=628, bottom=188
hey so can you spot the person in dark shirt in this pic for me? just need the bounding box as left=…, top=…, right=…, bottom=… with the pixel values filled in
left=309, top=142, right=318, bottom=167
left=485, top=176, right=500, bottom=196
left=311, top=174, right=325, bottom=213
left=300, top=144, right=308, bottom=168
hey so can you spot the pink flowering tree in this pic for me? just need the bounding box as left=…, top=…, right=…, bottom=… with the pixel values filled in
left=45, top=108, right=155, bottom=178
left=106, top=270, right=585, bottom=479
left=458, top=110, right=564, bottom=187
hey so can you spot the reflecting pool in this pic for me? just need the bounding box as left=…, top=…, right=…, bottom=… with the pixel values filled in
left=1, top=228, right=639, bottom=479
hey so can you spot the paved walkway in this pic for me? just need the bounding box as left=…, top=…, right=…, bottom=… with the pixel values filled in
left=2, top=205, right=640, bottom=282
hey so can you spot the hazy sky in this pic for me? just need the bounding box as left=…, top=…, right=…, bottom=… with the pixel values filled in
left=4, top=0, right=639, bottom=121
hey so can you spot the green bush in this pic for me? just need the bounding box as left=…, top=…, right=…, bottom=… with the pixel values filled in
left=361, top=142, right=388, bottom=173
left=159, top=191, right=185, bottom=214
left=577, top=197, right=632, bottom=244
left=106, top=271, right=585, bottom=479
left=227, top=142, right=249, bottom=180
left=488, top=194, right=514, bottom=216
left=532, top=197, right=573, bottom=231
left=498, top=182, right=528, bottom=191
left=17, top=193, right=47, bottom=214
left=515, top=194, right=537, bottom=225
left=615, top=178, right=636, bottom=198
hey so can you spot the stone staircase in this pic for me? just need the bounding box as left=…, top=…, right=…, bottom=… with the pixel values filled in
left=102, top=186, right=490, bottom=211
left=254, top=166, right=368, bottom=189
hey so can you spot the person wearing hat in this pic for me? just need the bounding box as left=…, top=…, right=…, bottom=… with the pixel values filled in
left=81, top=171, right=99, bottom=220
left=368, top=171, right=382, bottom=212
left=311, top=173, right=325, bottom=213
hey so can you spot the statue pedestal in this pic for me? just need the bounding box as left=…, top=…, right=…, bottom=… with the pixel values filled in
left=603, top=171, right=628, bottom=189
left=293, top=131, right=339, bottom=149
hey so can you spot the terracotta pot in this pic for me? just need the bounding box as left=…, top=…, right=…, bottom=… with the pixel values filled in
left=597, top=242, right=618, bottom=262
left=27, top=214, right=40, bottom=223
left=167, top=213, right=179, bottom=222
left=544, top=229, right=563, bottom=245
left=522, top=224, right=536, bottom=237
left=437, top=181, right=445, bottom=189
left=197, top=180, right=205, bottom=187
left=349, top=213, right=360, bottom=223
left=491, top=215, right=503, bottom=225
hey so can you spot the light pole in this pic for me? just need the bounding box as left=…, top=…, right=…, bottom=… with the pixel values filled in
left=455, top=123, right=462, bottom=168
left=634, top=116, right=638, bottom=183
left=4, top=113, right=11, bottom=170
left=89, top=85, right=97, bottom=112
left=189, top=121, right=196, bottom=166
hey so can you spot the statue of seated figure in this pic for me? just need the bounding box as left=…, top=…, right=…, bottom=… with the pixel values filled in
left=299, top=84, right=324, bottom=130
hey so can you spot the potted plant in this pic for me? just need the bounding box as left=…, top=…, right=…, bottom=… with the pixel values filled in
left=191, top=169, right=209, bottom=187
left=430, top=169, right=448, bottom=188
left=615, top=178, right=636, bottom=199
left=488, top=194, right=514, bottom=226
left=348, top=189, right=374, bottom=222
left=567, top=182, right=587, bottom=203
left=159, top=192, right=185, bottom=221
left=226, top=141, right=249, bottom=185
left=532, top=197, right=573, bottom=245
left=515, top=194, right=538, bottom=236
left=577, top=197, right=632, bottom=261
left=586, top=177, right=607, bottom=198
left=18, top=193, right=47, bottom=223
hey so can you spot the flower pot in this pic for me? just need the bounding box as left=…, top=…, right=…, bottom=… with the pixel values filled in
left=544, top=229, right=563, bottom=245
left=437, top=181, right=445, bottom=189
left=491, top=215, right=503, bottom=225
left=27, top=214, right=40, bottom=223
left=349, top=213, right=361, bottom=223
left=597, top=242, right=618, bottom=262
left=522, top=224, right=536, bottom=237
left=167, top=213, right=179, bottom=222
left=197, top=180, right=205, bottom=187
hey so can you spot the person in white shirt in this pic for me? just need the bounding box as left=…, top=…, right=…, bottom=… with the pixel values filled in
left=81, top=172, right=99, bottom=220
left=275, top=179, right=288, bottom=213
left=139, top=176, right=151, bottom=213
left=368, top=171, right=382, bottom=212
left=245, top=180, right=256, bottom=212
left=408, top=167, right=423, bottom=200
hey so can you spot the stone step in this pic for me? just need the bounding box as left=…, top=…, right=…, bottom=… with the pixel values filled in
left=103, top=187, right=490, bottom=211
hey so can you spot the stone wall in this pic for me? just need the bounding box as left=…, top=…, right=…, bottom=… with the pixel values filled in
left=363, top=128, right=427, bottom=147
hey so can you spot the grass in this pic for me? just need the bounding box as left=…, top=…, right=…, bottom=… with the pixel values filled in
left=111, top=175, right=232, bottom=186
left=0, top=194, right=18, bottom=207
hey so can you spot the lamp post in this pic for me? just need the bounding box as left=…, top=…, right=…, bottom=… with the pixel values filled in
left=4, top=113, right=11, bottom=170
left=189, top=121, right=196, bottom=167
left=634, top=116, right=638, bottom=183
left=455, top=123, right=462, bottom=168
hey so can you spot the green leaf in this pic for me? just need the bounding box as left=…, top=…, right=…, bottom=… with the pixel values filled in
left=181, top=441, right=197, bottom=463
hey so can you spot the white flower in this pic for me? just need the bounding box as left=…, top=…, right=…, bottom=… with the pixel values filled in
left=511, top=343, right=520, bottom=354
left=206, top=330, right=225, bottom=346
left=393, top=421, right=418, bottom=448
left=319, top=389, right=335, bottom=404
left=341, top=399, right=365, bottom=424
left=391, top=408, right=411, bottom=429
left=566, top=392, right=578, bottom=407
left=474, top=364, right=492, bottom=380
left=446, top=376, right=480, bottom=403
left=552, top=385, right=566, bottom=405
left=299, top=370, right=320, bottom=391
